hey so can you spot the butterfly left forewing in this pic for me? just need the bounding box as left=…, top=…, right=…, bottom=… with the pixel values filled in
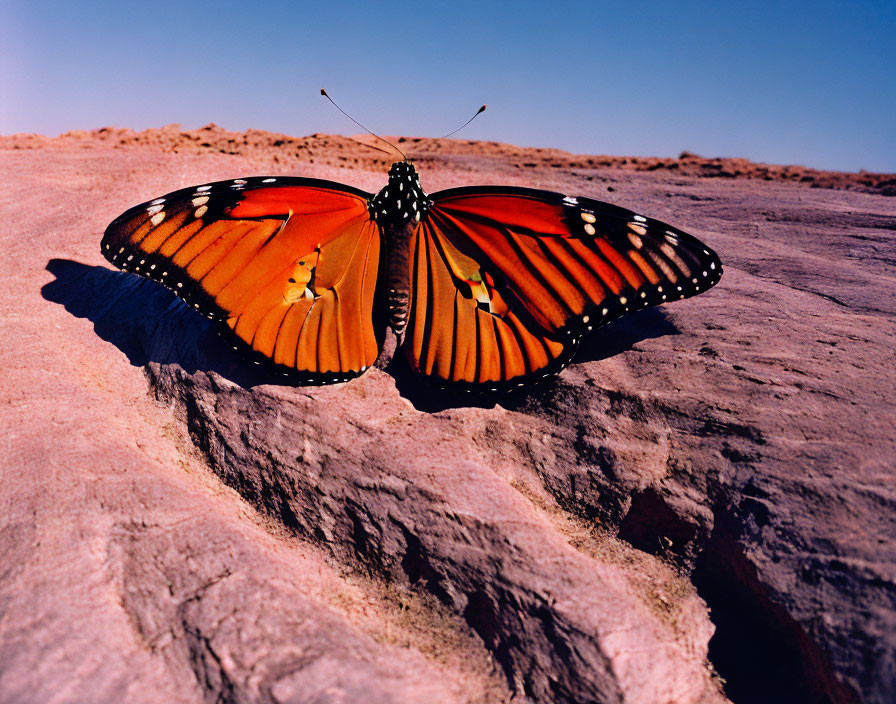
left=102, top=177, right=383, bottom=383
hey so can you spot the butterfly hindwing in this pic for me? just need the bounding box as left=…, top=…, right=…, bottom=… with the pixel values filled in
left=102, top=177, right=383, bottom=382
left=402, top=186, right=722, bottom=388
left=404, top=210, right=572, bottom=389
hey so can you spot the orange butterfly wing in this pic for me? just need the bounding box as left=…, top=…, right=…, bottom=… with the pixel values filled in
left=403, top=187, right=722, bottom=388
left=102, top=178, right=383, bottom=382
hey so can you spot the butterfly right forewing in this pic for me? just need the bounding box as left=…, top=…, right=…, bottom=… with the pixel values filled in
left=401, top=186, right=723, bottom=389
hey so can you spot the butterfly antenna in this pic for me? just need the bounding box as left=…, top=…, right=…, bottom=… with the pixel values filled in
left=320, top=89, right=407, bottom=161
left=438, top=104, right=487, bottom=139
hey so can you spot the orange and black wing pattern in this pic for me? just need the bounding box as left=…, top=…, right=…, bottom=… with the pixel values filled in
left=102, top=177, right=383, bottom=383
left=403, top=187, right=722, bottom=390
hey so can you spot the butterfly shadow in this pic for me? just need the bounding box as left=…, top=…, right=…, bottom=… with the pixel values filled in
left=387, top=307, right=680, bottom=414
left=574, top=307, right=680, bottom=364
left=43, top=259, right=681, bottom=411
left=41, top=259, right=273, bottom=388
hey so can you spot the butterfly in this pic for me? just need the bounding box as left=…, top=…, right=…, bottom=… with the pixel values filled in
left=101, top=160, right=722, bottom=391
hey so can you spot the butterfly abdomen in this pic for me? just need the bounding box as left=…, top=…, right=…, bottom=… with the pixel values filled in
left=383, top=220, right=413, bottom=333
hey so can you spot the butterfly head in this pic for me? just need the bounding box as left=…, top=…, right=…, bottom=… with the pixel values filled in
left=370, top=161, right=429, bottom=225
left=387, top=160, right=419, bottom=183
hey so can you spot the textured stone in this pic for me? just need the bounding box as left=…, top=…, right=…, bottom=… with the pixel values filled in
left=4, top=129, right=894, bottom=704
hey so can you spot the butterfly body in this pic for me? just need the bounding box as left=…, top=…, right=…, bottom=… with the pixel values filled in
left=102, top=159, right=722, bottom=391
left=371, top=162, right=428, bottom=334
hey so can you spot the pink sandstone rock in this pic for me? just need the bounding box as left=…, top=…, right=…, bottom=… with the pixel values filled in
left=2, top=129, right=894, bottom=704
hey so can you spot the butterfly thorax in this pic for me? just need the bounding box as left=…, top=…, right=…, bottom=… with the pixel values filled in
left=369, top=162, right=430, bottom=334
left=369, top=161, right=428, bottom=226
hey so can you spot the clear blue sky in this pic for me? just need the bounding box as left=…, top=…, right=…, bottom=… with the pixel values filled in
left=2, top=0, right=894, bottom=172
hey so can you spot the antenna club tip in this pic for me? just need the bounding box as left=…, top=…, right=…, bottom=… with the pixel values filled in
left=320, top=88, right=328, bottom=96
left=479, top=104, right=487, bottom=112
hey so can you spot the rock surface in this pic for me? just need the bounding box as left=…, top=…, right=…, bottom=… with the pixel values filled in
left=2, top=128, right=894, bottom=704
